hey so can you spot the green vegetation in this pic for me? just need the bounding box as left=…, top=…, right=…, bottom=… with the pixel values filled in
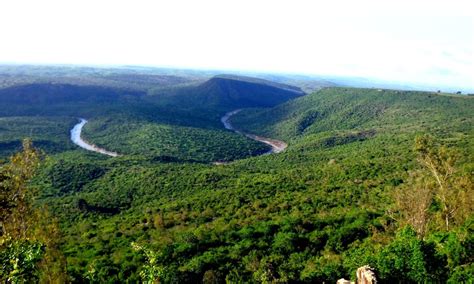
left=0, top=116, right=77, bottom=158
left=82, top=116, right=269, bottom=163
left=0, top=65, right=199, bottom=91
left=147, top=76, right=304, bottom=110
left=1, top=140, right=67, bottom=283
left=231, top=88, right=472, bottom=142
left=0, top=69, right=472, bottom=283
left=0, top=80, right=279, bottom=162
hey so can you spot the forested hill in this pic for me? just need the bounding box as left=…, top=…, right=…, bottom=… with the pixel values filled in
left=213, top=74, right=304, bottom=94
left=147, top=75, right=305, bottom=110
left=1, top=75, right=473, bottom=282
left=0, top=83, right=144, bottom=104
left=0, top=76, right=305, bottom=117
left=231, top=87, right=473, bottom=142
left=0, top=83, right=146, bottom=118
left=0, top=75, right=307, bottom=162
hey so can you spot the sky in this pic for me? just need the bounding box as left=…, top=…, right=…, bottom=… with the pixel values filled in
left=0, top=0, right=473, bottom=90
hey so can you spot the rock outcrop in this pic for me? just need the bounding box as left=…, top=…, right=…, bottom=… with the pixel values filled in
left=336, top=266, right=377, bottom=284
left=356, top=265, right=377, bottom=284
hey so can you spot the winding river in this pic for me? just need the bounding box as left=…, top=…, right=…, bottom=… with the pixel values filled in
left=221, top=109, right=287, bottom=154
left=70, top=118, right=120, bottom=157
left=70, top=111, right=286, bottom=158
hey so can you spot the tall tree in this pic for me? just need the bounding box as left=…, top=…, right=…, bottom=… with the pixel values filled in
left=392, top=135, right=474, bottom=238
left=415, top=135, right=473, bottom=231
left=0, top=139, right=67, bottom=283
left=1, top=139, right=40, bottom=239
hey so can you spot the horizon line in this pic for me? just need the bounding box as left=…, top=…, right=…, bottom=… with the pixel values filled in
left=0, top=61, right=472, bottom=94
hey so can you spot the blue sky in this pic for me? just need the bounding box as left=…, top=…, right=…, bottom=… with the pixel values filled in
left=0, top=0, right=472, bottom=91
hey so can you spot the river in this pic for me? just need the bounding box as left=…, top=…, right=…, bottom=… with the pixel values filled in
left=70, top=111, right=286, bottom=158
left=70, top=118, right=120, bottom=157
left=220, top=109, right=287, bottom=154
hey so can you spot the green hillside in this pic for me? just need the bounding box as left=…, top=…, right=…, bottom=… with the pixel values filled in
left=231, top=88, right=473, bottom=142
left=0, top=76, right=302, bottom=161
left=82, top=116, right=269, bottom=162
left=148, top=76, right=305, bottom=110
left=0, top=116, right=77, bottom=158
left=1, top=82, right=473, bottom=283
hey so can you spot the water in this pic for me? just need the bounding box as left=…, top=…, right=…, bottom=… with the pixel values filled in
left=70, top=118, right=120, bottom=157
left=221, top=110, right=287, bottom=154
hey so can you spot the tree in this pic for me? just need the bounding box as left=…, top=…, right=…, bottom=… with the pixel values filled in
left=391, top=135, right=474, bottom=238
left=414, top=135, right=473, bottom=231
left=376, top=227, right=447, bottom=283
left=1, top=139, right=40, bottom=239
left=132, top=242, right=167, bottom=284
left=391, top=171, right=433, bottom=238
left=1, top=139, right=42, bottom=282
left=0, top=139, right=67, bottom=283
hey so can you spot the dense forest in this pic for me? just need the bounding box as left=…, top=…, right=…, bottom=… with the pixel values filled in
left=0, top=66, right=473, bottom=283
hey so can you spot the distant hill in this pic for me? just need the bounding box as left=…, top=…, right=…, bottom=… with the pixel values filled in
left=0, top=75, right=305, bottom=115
left=214, top=74, right=304, bottom=93
left=245, top=73, right=339, bottom=93
left=148, top=75, right=305, bottom=110
left=0, top=83, right=148, bottom=118
left=231, top=87, right=474, bottom=141
left=0, top=64, right=199, bottom=91
left=0, top=83, right=143, bottom=105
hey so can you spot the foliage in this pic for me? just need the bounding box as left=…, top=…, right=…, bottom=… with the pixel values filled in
left=0, top=72, right=472, bottom=282
left=0, top=140, right=67, bottom=283
left=414, top=135, right=473, bottom=230
left=147, top=76, right=304, bottom=110
left=1, top=139, right=41, bottom=239
left=375, top=227, right=447, bottom=282
left=132, top=242, right=175, bottom=283
left=82, top=117, right=270, bottom=163
left=0, top=239, right=44, bottom=283
left=391, top=134, right=473, bottom=239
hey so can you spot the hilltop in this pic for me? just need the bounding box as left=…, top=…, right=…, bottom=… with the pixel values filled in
left=148, top=75, right=305, bottom=110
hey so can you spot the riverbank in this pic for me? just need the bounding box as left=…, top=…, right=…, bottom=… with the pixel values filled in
left=220, top=109, right=287, bottom=154
left=70, top=118, right=120, bottom=157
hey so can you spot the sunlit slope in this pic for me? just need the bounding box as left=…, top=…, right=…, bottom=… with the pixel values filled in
left=35, top=87, right=473, bottom=283
left=82, top=117, right=269, bottom=162
left=231, top=87, right=473, bottom=142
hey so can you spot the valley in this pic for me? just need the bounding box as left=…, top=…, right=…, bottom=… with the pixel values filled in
left=1, top=65, right=473, bottom=283
left=2, top=0, right=472, bottom=282
left=68, top=109, right=287, bottom=160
